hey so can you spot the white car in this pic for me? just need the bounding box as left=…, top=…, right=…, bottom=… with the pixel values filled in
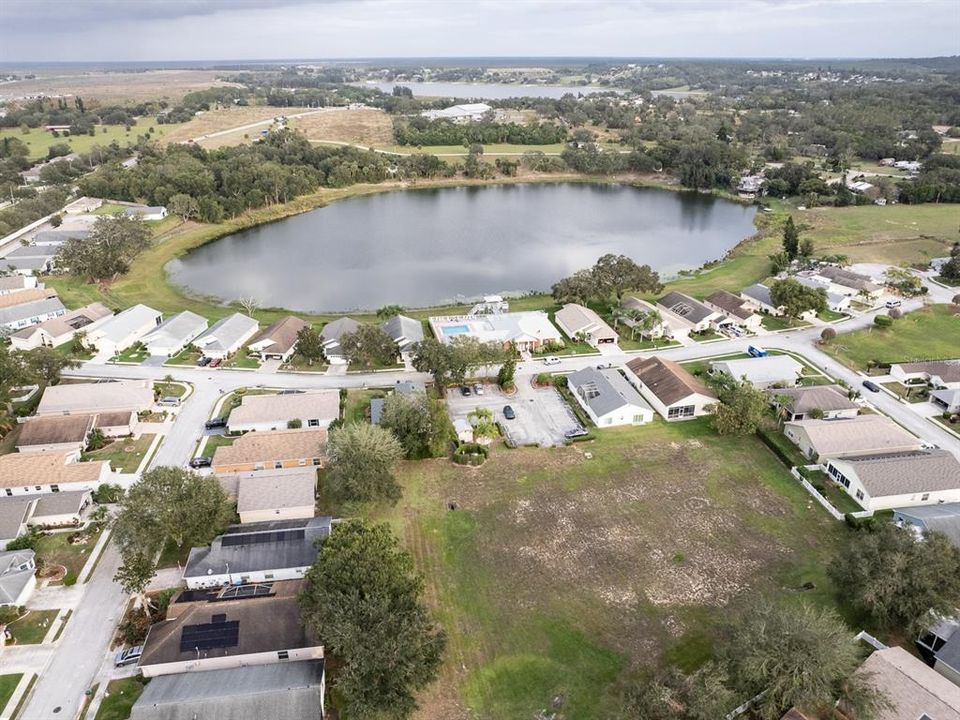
left=885, top=299, right=902, bottom=308
left=543, top=356, right=561, bottom=366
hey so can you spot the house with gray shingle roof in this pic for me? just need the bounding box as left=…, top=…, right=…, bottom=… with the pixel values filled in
left=740, top=283, right=783, bottom=316
left=142, top=311, right=208, bottom=357
left=567, top=367, right=653, bottom=427
left=320, top=317, right=362, bottom=363
left=656, top=291, right=721, bottom=332
left=381, top=314, right=424, bottom=357
left=0, top=550, right=37, bottom=606
left=194, top=313, right=259, bottom=360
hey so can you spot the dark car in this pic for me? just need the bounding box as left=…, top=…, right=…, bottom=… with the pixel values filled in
left=503, top=405, right=516, bottom=420
left=460, top=385, right=472, bottom=396
left=204, top=417, right=227, bottom=430
left=197, top=356, right=211, bottom=367
left=189, top=456, right=212, bottom=469
left=862, top=380, right=881, bottom=393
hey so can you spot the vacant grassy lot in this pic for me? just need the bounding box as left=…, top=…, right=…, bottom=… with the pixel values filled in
left=0, top=674, right=23, bottom=715
left=83, top=434, right=155, bottom=473
left=823, top=304, right=960, bottom=370
left=289, top=108, right=395, bottom=147
left=6, top=609, right=59, bottom=645
left=363, top=418, right=844, bottom=720
left=94, top=676, right=148, bottom=720
left=161, top=105, right=306, bottom=147
left=0, top=69, right=236, bottom=104
left=0, top=119, right=170, bottom=161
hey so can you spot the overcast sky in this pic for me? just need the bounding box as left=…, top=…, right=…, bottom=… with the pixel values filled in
left=1, top=0, right=958, bottom=63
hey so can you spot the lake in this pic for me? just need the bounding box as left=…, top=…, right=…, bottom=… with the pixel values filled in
left=354, top=81, right=622, bottom=99
left=167, top=183, right=757, bottom=313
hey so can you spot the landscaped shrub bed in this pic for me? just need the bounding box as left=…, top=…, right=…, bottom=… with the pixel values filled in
left=452, top=442, right=489, bottom=466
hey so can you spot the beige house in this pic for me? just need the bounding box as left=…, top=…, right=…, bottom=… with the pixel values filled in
left=767, top=385, right=859, bottom=422
left=36, top=380, right=154, bottom=417
left=211, top=429, right=327, bottom=474
left=621, top=297, right=672, bottom=339
left=783, top=415, right=923, bottom=463
left=9, top=302, right=113, bottom=351
left=236, top=470, right=316, bottom=524
left=0, top=453, right=111, bottom=497
left=27, top=490, right=91, bottom=529
left=624, top=356, right=717, bottom=421
left=851, top=646, right=960, bottom=720
left=138, top=580, right=324, bottom=678
left=227, top=391, right=340, bottom=434
left=554, top=303, right=618, bottom=347
left=703, top=290, right=762, bottom=332
left=248, top=316, right=310, bottom=361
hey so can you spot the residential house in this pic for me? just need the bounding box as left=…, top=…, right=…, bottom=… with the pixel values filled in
left=27, top=490, right=91, bottom=529
left=783, top=415, right=923, bottom=462
left=0, top=550, right=37, bottom=606
left=794, top=276, right=851, bottom=313
left=0, top=296, right=67, bottom=333
left=428, top=312, right=563, bottom=353
left=767, top=385, right=859, bottom=422
left=16, top=414, right=94, bottom=455
left=710, top=355, right=804, bottom=389
left=32, top=229, right=91, bottom=246
left=933, top=388, right=960, bottom=414
left=0, top=275, right=39, bottom=296
left=624, top=356, right=717, bottom=421
left=554, top=304, right=619, bottom=347
left=9, top=302, right=113, bottom=351
left=319, top=317, right=361, bottom=363
left=737, top=175, right=764, bottom=197
left=211, top=429, right=327, bottom=474
left=851, top=646, right=960, bottom=719
left=2, top=254, right=54, bottom=275
left=141, top=311, right=208, bottom=357
left=138, top=580, right=324, bottom=676
left=824, top=450, right=960, bottom=512
left=85, top=304, right=163, bottom=357
left=182, top=518, right=332, bottom=589
left=890, top=360, right=960, bottom=389
left=394, top=380, right=426, bottom=395
left=0, top=287, right=58, bottom=311
left=129, top=661, right=326, bottom=720
left=227, top=391, right=340, bottom=434
left=0, top=499, right=36, bottom=550
left=248, top=316, right=309, bottom=362
left=740, top=283, right=783, bottom=316
left=812, top=266, right=882, bottom=299
left=704, top=290, right=762, bottom=332
left=0, top=453, right=112, bottom=497
left=917, top=616, right=960, bottom=687
left=194, top=313, right=259, bottom=360
left=235, top=470, right=316, bottom=524
left=567, top=367, right=653, bottom=427
left=656, top=292, right=721, bottom=333
left=621, top=297, right=673, bottom=339
left=36, top=379, right=154, bottom=417
left=381, top=314, right=424, bottom=358
left=894, top=503, right=960, bottom=548
left=123, top=205, right=168, bottom=221
left=4, top=244, right=58, bottom=267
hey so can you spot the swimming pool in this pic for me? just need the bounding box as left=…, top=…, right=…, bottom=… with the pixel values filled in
left=442, top=324, right=470, bottom=336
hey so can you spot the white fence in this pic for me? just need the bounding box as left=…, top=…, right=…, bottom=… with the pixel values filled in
left=789, top=466, right=873, bottom=521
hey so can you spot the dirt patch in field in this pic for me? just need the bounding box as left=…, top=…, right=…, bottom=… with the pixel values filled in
left=288, top=108, right=395, bottom=146
left=0, top=70, right=239, bottom=104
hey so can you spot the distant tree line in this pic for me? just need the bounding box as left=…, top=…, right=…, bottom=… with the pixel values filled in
left=393, top=118, right=567, bottom=146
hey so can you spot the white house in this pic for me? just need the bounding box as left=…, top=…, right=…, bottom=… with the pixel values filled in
left=554, top=304, right=618, bottom=347
left=85, top=304, right=162, bottom=357
left=740, top=283, right=783, bottom=316
left=794, top=276, right=851, bottom=313
left=710, top=355, right=804, bottom=389
left=9, top=302, right=113, bottom=351
left=381, top=314, right=425, bottom=358
left=194, top=313, right=259, bottom=359
left=621, top=297, right=673, bottom=339
left=703, top=290, right=763, bottom=332
left=624, top=356, right=717, bottom=421
left=227, top=391, right=340, bottom=433
left=806, top=266, right=882, bottom=299
left=0, top=453, right=112, bottom=497
left=122, top=205, right=168, bottom=221
left=182, top=517, right=332, bottom=589
left=421, top=103, right=493, bottom=123
left=141, top=310, right=208, bottom=357
left=429, top=312, right=563, bottom=353
left=890, top=360, right=960, bottom=389
left=567, top=367, right=653, bottom=427
left=0, top=550, right=37, bottom=606
left=656, top=291, right=722, bottom=333
left=248, top=316, right=309, bottom=362
left=825, top=450, right=960, bottom=512
left=0, top=297, right=67, bottom=333
left=36, top=379, right=154, bottom=417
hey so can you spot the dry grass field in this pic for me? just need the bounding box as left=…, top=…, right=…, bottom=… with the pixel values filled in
left=159, top=105, right=305, bottom=146
left=287, top=107, right=395, bottom=146
left=0, top=70, right=239, bottom=104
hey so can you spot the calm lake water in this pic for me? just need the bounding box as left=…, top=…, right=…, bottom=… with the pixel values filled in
left=354, top=81, right=622, bottom=99
left=167, top=184, right=757, bottom=313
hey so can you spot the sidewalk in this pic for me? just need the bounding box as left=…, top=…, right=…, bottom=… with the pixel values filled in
left=0, top=672, right=35, bottom=720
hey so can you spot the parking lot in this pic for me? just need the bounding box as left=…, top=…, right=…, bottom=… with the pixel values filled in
left=446, top=381, right=583, bottom=448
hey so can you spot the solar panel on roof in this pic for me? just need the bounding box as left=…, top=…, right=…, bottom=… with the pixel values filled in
left=179, top=619, right=240, bottom=653
left=220, top=529, right=306, bottom=547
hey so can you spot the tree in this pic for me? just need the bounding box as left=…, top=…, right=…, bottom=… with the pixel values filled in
left=710, top=378, right=768, bottom=435
left=768, top=251, right=792, bottom=274
left=620, top=664, right=736, bottom=720
left=326, top=423, right=405, bottom=503
left=592, top=253, right=662, bottom=301
left=20, top=346, right=80, bottom=386
left=339, top=324, right=398, bottom=367
left=293, top=326, right=324, bottom=365
left=236, top=296, right=260, bottom=316
left=820, top=327, right=837, bottom=342
left=112, top=466, right=232, bottom=558
left=376, top=304, right=405, bottom=320
left=85, top=427, right=107, bottom=451
left=798, top=237, right=815, bottom=258
left=168, top=193, right=200, bottom=221
left=551, top=269, right=596, bottom=305
left=287, top=418, right=303, bottom=429
left=883, top=266, right=924, bottom=297
left=55, top=214, right=151, bottom=280
left=721, top=600, right=882, bottom=720
left=828, top=524, right=960, bottom=636
left=497, top=357, right=516, bottom=390
left=114, top=551, right=157, bottom=618
left=940, top=242, right=960, bottom=281
left=299, top=521, right=445, bottom=719
left=380, top=393, right=434, bottom=459
left=782, top=216, right=800, bottom=260
left=769, top=278, right=827, bottom=318
left=412, top=336, right=507, bottom=389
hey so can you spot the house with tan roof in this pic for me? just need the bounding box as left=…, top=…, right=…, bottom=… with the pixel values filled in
left=624, top=356, right=717, bottom=421
left=0, top=286, right=57, bottom=310
left=783, top=415, right=923, bottom=463
left=36, top=380, right=154, bottom=417
left=211, top=429, right=327, bottom=474
left=825, top=449, right=960, bottom=512
left=16, top=414, right=94, bottom=455
left=248, top=316, right=310, bottom=362
left=0, top=453, right=111, bottom=497
left=554, top=303, right=618, bottom=347
left=227, top=391, right=340, bottom=434
left=28, top=490, right=92, bottom=529
left=890, top=359, right=960, bottom=389
left=9, top=302, right=113, bottom=351
left=235, top=470, right=316, bottom=524
left=851, top=646, right=960, bottom=720
left=704, top=290, right=762, bottom=332
left=0, top=275, right=39, bottom=296
left=767, top=385, right=859, bottom=422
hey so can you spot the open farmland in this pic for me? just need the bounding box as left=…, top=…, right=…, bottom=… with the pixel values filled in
left=363, top=418, right=845, bottom=720
left=288, top=107, right=395, bottom=146
left=158, top=105, right=310, bottom=146
left=0, top=70, right=239, bottom=104
left=0, top=119, right=171, bottom=161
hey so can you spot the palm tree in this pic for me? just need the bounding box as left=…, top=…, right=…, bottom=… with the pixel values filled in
left=608, top=306, right=629, bottom=331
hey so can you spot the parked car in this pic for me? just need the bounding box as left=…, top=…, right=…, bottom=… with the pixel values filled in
left=473, top=383, right=484, bottom=395
left=862, top=380, right=881, bottom=393
left=503, top=405, right=516, bottom=420
left=114, top=645, right=144, bottom=667
left=204, top=417, right=227, bottom=430
left=156, top=396, right=181, bottom=407
left=189, top=456, right=212, bottom=469
left=209, top=358, right=222, bottom=368
left=885, top=299, right=902, bottom=308
left=197, top=356, right=211, bottom=367
left=543, top=356, right=561, bottom=366
left=460, top=385, right=472, bottom=396
left=747, top=345, right=768, bottom=358
left=596, top=363, right=614, bottom=369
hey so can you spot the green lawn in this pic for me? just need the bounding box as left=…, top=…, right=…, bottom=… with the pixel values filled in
left=113, top=344, right=149, bottom=364
left=83, top=434, right=155, bottom=473
left=362, top=418, right=845, bottom=718
left=94, top=677, right=148, bottom=720
left=343, top=388, right=383, bottom=424
left=0, top=674, right=22, bottom=715
left=92, top=203, right=129, bottom=216
left=222, top=350, right=261, bottom=369
left=200, top=433, right=236, bottom=458
left=881, top=381, right=930, bottom=402
left=6, top=610, right=60, bottom=645
left=761, top=314, right=807, bottom=331
left=817, top=309, right=848, bottom=322
left=157, top=538, right=193, bottom=570
left=34, top=527, right=102, bottom=581
left=165, top=347, right=203, bottom=366
left=800, top=469, right=864, bottom=515
left=823, top=304, right=960, bottom=370
left=1, top=119, right=170, bottom=161
left=153, top=382, right=186, bottom=398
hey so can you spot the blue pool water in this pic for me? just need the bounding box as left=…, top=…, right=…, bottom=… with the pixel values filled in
left=442, top=325, right=471, bottom=336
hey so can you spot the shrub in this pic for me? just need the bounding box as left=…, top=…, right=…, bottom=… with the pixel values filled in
left=535, top=372, right=554, bottom=386
left=287, top=418, right=303, bottom=429
left=820, top=327, right=836, bottom=342
left=5, top=532, right=39, bottom=552
left=873, top=315, right=893, bottom=328
left=0, top=606, right=23, bottom=625
left=452, top=442, right=489, bottom=466
left=63, top=572, right=78, bottom=586
left=93, top=483, right=124, bottom=504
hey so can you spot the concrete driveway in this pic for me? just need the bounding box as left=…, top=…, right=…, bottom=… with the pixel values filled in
left=446, top=382, right=582, bottom=448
